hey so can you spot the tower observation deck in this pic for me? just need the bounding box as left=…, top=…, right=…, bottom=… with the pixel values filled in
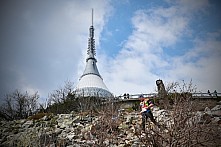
left=74, top=10, right=113, bottom=98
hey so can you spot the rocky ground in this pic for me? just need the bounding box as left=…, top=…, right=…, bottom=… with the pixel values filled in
left=0, top=102, right=221, bottom=147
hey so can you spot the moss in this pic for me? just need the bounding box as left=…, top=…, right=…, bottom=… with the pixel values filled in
left=126, top=107, right=134, bottom=113
left=118, top=123, right=129, bottom=130
left=28, top=113, right=53, bottom=120
left=49, top=117, right=58, bottom=127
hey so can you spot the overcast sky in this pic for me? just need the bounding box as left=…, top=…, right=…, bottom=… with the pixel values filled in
left=0, top=0, right=221, bottom=103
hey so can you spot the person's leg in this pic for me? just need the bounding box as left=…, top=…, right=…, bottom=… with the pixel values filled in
left=141, top=112, right=146, bottom=130
left=146, top=111, right=157, bottom=124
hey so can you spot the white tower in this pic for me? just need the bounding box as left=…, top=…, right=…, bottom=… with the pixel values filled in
left=74, top=10, right=112, bottom=98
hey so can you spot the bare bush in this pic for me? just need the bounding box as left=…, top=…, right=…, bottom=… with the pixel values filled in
left=48, top=80, right=74, bottom=105
left=137, top=80, right=221, bottom=146
left=46, top=81, right=76, bottom=114
left=90, top=99, right=122, bottom=146
left=46, top=80, right=104, bottom=114
left=0, top=90, right=39, bottom=120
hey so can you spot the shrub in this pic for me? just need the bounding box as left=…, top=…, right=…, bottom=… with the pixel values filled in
left=136, top=80, right=221, bottom=146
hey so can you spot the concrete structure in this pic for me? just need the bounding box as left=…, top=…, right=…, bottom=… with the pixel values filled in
left=74, top=10, right=112, bottom=98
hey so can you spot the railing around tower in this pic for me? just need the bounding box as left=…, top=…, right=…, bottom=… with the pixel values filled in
left=117, top=92, right=221, bottom=100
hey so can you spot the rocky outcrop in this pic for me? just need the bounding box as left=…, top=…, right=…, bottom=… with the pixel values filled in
left=0, top=111, right=144, bottom=146
left=0, top=104, right=221, bottom=147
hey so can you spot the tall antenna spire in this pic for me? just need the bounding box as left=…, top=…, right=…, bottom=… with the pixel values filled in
left=87, top=8, right=96, bottom=60
left=74, top=9, right=113, bottom=98
left=92, top=8, right=93, bottom=26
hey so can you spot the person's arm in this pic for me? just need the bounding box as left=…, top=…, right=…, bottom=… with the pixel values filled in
left=147, top=103, right=153, bottom=109
left=140, top=102, right=146, bottom=113
left=143, top=101, right=153, bottom=109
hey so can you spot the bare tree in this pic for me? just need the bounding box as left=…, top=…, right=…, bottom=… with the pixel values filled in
left=46, top=80, right=78, bottom=114
left=48, top=80, right=74, bottom=105
left=46, top=81, right=106, bottom=114
left=0, top=90, right=39, bottom=120
left=0, top=95, right=15, bottom=120
left=27, top=92, right=39, bottom=116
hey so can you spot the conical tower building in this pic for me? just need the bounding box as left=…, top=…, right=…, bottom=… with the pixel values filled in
left=74, top=10, right=112, bottom=98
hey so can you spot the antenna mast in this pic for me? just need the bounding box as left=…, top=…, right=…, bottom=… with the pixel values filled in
left=87, top=8, right=96, bottom=59
left=92, top=8, right=93, bottom=26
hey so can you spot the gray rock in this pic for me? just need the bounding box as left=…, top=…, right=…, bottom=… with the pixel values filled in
left=54, top=128, right=62, bottom=135
left=41, top=115, right=49, bottom=121
left=126, top=133, right=134, bottom=140
left=217, top=101, right=221, bottom=105
left=22, top=120, right=34, bottom=128
left=212, top=117, right=221, bottom=124
left=73, top=116, right=80, bottom=123
left=67, top=133, right=75, bottom=140
left=126, top=115, right=133, bottom=124
left=71, top=144, right=81, bottom=147
left=194, top=111, right=204, bottom=123
left=18, top=119, right=26, bottom=124
left=154, top=109, right=170, bottom=122
left=104, top=139, right=110, bottom=146
left=152, top=106, right=160, bottom=111
left=132, top=141, right=140, bottom=147
left=211, top=105, right=221, bottom=111
left=204, top=107, right=210, bottom=111
left=57, top=123, right=66, bottom=129
left=81, top=116, right=92, bottom=122
left=66, top=145, right=74, bottom=147
left=205, top=105, right=221, bottom=116
left=58, top=114, right=73, bottom=119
